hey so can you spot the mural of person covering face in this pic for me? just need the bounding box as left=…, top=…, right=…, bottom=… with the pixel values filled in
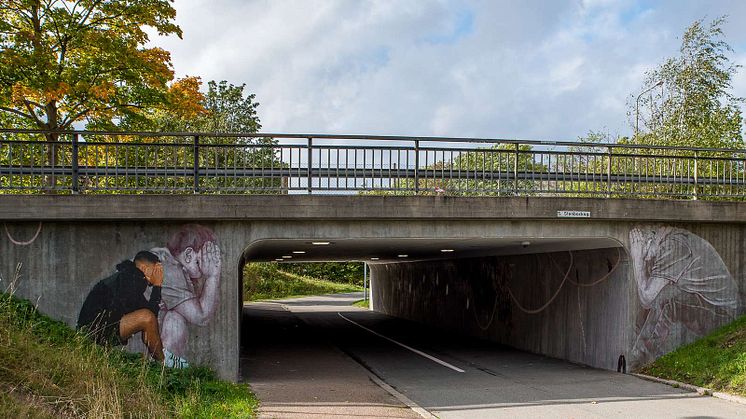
left=629, top=225, right=738, bottom=365
left=77, top=251, right=165, bottom=362
left=149, top=224, right=221, bottom=369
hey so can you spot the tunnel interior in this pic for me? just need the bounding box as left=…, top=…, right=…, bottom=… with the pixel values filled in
left=240, top=236, right=630, bottom=371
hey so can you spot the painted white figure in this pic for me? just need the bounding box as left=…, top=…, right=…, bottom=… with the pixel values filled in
left=629, top=225, right=737, bottom=364
left=150, top=224, right=221, bottom=368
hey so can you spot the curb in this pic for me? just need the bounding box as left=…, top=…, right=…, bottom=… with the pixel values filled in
left=631, top=373, right=746, bottom=406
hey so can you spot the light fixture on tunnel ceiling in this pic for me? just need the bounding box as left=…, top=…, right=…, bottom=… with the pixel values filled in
left=398, top=254, right=408, bottom=258
left=292, top=251, right=306, bottom=254
left=311, top=241, right=331, bottom=245
left=440, top=249, right=454, bottom=253
left=370, top=257, right=379, bottom=260
left=274, top=258, right=284, bottom=262
left=282, top=255, right=293, bottom=259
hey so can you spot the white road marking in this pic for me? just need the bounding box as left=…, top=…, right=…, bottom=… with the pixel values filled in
left=337, top=312, right=465, bottom=373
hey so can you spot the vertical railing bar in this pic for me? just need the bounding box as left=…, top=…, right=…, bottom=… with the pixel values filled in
left=693, top=151, right=699, bottom=201
left=71, top=133, right=79, bottom=194
left=414, top=140, right=420, bottom=194
left=307, top=137, right=313, bottom=194
left=513, top=143, right=519, bottom=194
left=193, top=135, right=200, bottom=193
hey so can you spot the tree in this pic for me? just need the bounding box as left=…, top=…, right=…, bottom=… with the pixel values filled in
left=157, top=80, right=261, bottom=134
left=0, top=0, right=201, bottom=137
left=630, top=16, right=744, bottom=149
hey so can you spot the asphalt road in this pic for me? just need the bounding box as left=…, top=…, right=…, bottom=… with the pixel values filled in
left=241, top=293, right=746, bottom=418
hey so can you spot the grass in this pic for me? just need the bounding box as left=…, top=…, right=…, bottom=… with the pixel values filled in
left=0, top=289, right=258, bottom=418
left=640, top=314, right=746, bottom=396
left=243, top=263, right=362, bottom=301
left=352, top=299, right=370, bottom=309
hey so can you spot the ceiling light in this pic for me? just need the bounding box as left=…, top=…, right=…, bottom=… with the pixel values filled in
left=274, top=258, right=284, bottom=261
left=292, top=251, right=306, bottom=254
left=440, top=249, right=454, bottom=253
left=370, top=257, right=379, bottom=260
left=398, top=254, right=408, bottom=258
left=312, top=241, right=331, bottom=245
left=282, top=255, right=293, bottom=259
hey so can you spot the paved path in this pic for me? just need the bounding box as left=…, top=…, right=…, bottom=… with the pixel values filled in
left=241, top=294, right=419, bottom=419
left=242, top=293, right=746, bottom=418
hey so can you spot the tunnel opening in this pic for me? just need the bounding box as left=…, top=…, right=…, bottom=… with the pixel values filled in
left=238, top=236, right=630, bottom=373
left=236, top=236, right=642, bottom=415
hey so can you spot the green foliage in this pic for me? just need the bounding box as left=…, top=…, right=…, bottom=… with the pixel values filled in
left=370, top=143, right=547, bottom=196
left=243, top=263, right=362, bottom=301
left=158, top=80, right=262, bottom=134
left=629, top=16, right=744, bottom=149
left=0, top=0, right=185, bottom=132
left=641, top=314, right=746, bottom=396
left=278, top=262, right=364, bottom=285
left=0, top=292, right=258, bottom=418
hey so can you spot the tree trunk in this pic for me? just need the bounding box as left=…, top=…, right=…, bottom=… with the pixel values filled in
left=43, top=102, right=59, bottom=192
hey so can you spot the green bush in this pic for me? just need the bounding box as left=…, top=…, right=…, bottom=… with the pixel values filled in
left=277, top=262, right=364, bottom=285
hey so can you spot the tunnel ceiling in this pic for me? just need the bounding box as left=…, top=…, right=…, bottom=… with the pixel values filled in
left=243, top=237, right=622, bottom=264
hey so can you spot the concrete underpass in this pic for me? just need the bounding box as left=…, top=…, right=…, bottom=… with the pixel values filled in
left=2, top=195, right=744, bottom=403
left=243, top=236, right=629, bottom=371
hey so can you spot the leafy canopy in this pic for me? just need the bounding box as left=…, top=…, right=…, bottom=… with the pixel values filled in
left=157, top=80, right=261, bottom=134
left=0, top=0, right=203, bottom=132
left=630, top=16, right=744, bottom=149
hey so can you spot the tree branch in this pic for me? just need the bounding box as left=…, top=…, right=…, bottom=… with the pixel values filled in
left=0, top=105, right=34, bottom=121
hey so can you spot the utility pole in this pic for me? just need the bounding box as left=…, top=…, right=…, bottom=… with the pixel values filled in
left=363, top=262, right=368, bottom=302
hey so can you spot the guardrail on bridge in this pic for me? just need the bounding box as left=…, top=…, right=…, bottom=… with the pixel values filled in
left=1, top=129, right=744, bottom=199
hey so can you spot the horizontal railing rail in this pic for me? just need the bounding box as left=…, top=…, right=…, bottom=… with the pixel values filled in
left=0, top=129, right=744, bottom=199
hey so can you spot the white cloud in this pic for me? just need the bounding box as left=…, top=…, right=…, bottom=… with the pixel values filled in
left=150, top=0, right=746, bottom=140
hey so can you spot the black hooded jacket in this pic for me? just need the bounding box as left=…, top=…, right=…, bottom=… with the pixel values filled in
left=77, top=260, right=161, bottom=343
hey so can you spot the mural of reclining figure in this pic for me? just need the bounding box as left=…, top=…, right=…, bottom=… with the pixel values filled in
left=629, top=225, right=738, bottom=365
left=150, top=224, right=222, bottom=369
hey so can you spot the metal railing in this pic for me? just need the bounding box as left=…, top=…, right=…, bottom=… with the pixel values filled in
left=1, top=128, right=745, bottom=199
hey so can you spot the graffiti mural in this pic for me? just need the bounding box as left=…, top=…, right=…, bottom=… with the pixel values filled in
left=78, top=224, right=221, bottom=369
left=629, top=225, right=738, bottom=364
left=77, top=251, right=165, bottom=362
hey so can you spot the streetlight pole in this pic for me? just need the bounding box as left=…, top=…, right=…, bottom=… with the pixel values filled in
left=635, top=80, right=664, bottom=138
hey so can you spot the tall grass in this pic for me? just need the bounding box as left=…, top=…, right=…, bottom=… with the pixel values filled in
left=0, top=265, right=258, bottom=418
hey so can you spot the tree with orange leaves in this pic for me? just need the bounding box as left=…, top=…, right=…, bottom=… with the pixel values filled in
left=0, top=0, right=202, bottom=136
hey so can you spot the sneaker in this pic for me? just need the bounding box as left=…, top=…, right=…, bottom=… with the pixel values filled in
left=163, top=348, right=190, bottom=369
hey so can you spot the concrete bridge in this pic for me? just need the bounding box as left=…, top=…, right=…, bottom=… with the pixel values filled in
left=1, top=194, right=744, bottom=381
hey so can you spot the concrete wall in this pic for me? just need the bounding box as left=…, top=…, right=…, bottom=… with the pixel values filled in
left=371, top=221, right=746, bottom=371
left=0, top=221, right=250, bottom=381
left=2, top=196, right=746, bottom=379
left=370, top=248, right=633, bottom=370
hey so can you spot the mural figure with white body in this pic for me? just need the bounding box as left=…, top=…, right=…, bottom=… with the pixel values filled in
left=629, top=225, right=738, bottom=365
left=150, top=224, right=222, bottom=368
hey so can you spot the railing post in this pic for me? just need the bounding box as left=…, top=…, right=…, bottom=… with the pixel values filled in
left=71, top=133, right=79, bottom=194
left=307, top=137, right=313, bottom=194
left=513, top=143, right=519, bottom=194
left=693, top=151, right=698, bottom=200
left=193, top=135, right=200, bottom=193
left=606, top=146, right=612, bottom=197
left=414, top=139, right=420, bottom=194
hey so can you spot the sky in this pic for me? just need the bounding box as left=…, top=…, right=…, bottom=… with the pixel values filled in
left=150, top=0, right=746, bottom=141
